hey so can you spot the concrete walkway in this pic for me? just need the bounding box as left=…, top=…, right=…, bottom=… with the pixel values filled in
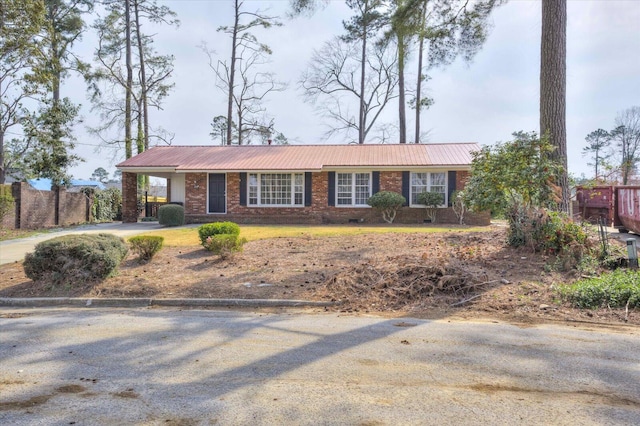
left=0, top=222, right=174, bottom=265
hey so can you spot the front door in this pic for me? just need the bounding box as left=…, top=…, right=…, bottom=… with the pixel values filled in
left=208, top=173, right=226, bottom=213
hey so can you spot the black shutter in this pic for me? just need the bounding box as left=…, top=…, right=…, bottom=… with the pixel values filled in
left=448, top=171, right=457, bottom=207
left=372, top=171, right=380, bottom=195
left=304, top=172, right=312, bottom=206
left=239, top=173, right=247, bottom=206
left=401, top=171, right=410, bottom=206
left=328, top=172, right=336, bottom=206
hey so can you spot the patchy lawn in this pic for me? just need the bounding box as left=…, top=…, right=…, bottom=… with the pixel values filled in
left=0, top=224, right=637, bottom=326
left=0, top=228, right=45, bottom=242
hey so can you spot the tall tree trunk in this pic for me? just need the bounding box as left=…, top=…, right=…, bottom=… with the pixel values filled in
left=237, top=106, right=243, bottom=145
left=227, top=0, right=239, bottom=145
left=0, top=7, right=3, bottom=183
left=398, top=32, right=406, bottom=144
left=358, top=20, right=367, bottom=145
left=0, top=76, right=4, bottom=184
left=414, top=3, right=426, bottom=144
left=136, top=101, right=147, bottom=189
left=133, top=0, right=149, bottom=151
left=540, top=0, right=569, bottom=213
left=124, top=0, right=133, bottom=159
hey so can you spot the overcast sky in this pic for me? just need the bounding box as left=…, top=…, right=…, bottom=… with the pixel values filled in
left=64, top=0, right=640, bottom=181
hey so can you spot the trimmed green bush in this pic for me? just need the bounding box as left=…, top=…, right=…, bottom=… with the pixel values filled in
left=417, top=191, right=445, bottom=223
left=202, top=234, right=247, bottom=259
left=129, top=235, right=164, bottom=263
left=158, top=204, right=185, bottom=226
left=24, top=233, right=128, bottom=285
left=557, top=269, right=640, bottom=309
left=367, top=191, right=406, bottom=224
left=198, top=222, right=241, bottom=246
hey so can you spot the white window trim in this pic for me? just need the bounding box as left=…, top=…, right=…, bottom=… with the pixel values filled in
left=335, top=172, right=372, bottom=208
left=247, top=172, right=305, bottom=208
left=409, top=171, right=448, bottom=208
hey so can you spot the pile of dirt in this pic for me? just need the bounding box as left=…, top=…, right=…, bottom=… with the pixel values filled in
left=1, top=226, right=637, bottom=326
left=321, top=256, right=501, bottom=311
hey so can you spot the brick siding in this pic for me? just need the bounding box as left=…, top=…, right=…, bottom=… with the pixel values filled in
left=185, top=173, right=208, bottom=215
left=183, top=171, right=489, bottom=226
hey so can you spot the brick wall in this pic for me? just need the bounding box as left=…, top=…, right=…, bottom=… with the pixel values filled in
left=185, top=173, right=208, bottom=215
left=58, top=190, right=90, bottom=226
left=7, top=182, right=92, bottom=230
left=184, top=171, right=490, bottom=226
left=122, top=172, right=138, bottom=223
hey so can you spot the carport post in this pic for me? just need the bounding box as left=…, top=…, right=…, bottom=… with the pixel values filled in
left=122, top=172, right=139, bottom=223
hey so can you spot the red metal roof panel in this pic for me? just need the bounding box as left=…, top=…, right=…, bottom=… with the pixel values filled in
left=117, top=143, right=478, bottom=171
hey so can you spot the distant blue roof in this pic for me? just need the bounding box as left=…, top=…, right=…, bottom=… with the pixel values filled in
left=28, top=178, right=106, bottom=191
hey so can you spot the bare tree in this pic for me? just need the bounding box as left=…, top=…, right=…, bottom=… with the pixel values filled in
left=342, top=0, right=388, bottom=144
left=540, top=0, right=569, bottom=212
left=209, top=0, right=283, bottom=145
left=131, top=0, right=178, bottom=151
left=300, top=37, right=398, bottom=143
left=202, top=41, right=285, bottom=145
left=88, top=0, right=176, bottom=159
left=610, top=106, right=640, bottom=184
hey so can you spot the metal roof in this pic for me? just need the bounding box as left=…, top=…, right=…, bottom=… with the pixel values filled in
left=117, top=143, right=478, bottom=172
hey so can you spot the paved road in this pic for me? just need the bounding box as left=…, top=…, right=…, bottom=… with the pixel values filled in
left=0, top=222, right=178, bottom=265
left=1, top=308, right=639, bottom=425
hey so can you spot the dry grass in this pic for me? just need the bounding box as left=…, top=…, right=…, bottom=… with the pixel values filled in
left=143, top=224, right=490, bottom=246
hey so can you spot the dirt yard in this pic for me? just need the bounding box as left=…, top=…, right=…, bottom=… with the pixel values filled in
left=0, top=225, right=637, bottom=326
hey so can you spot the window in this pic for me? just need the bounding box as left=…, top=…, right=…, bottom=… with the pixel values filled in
left=411, top=172, right=446, bottom=206
left=336, top=172, right=371, bottom=206
left=248, top=173, right=304, bottom=206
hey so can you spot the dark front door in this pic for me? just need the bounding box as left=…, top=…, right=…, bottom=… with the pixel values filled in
left=208, top=173, right=226, bottom=213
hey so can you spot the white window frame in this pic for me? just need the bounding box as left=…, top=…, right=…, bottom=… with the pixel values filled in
left=247, top=173, right=305, bottom=207
left=336, top=172, right=371, bottom=207
left=410, top=171, right=448, bottom=207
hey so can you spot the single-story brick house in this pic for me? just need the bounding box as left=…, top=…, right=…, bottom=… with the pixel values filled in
left=116, top=144, right=489, bottom=225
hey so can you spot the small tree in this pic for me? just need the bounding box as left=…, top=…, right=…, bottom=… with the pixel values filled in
left=416, top=191, right=444, bottom=223
left=367, top=191, right=405, bottom=224
left=91, top=167, right=109, bottom=183
left=451, top=190, right=466, bottom=225
left=464, top=131, right=562, bottom=247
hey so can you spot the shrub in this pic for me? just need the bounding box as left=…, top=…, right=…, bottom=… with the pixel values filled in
left=417, top=191, right=445, bottom=223
left=93, top=187, right=123, bottom=222
left=23, top=233, right=128, bottom=285
left=367, top=191, right=406, bottom=224
left=203, top=234, right=247, bottom=259
left=129, top=235, right=164, bottom=263
left=198, top=222, right=240, bottom=246
left=557, top=269, right=640, bottom=309
left=158, top=204, right=184, bottom=226
left=0, top=187, right=14, bottom=224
